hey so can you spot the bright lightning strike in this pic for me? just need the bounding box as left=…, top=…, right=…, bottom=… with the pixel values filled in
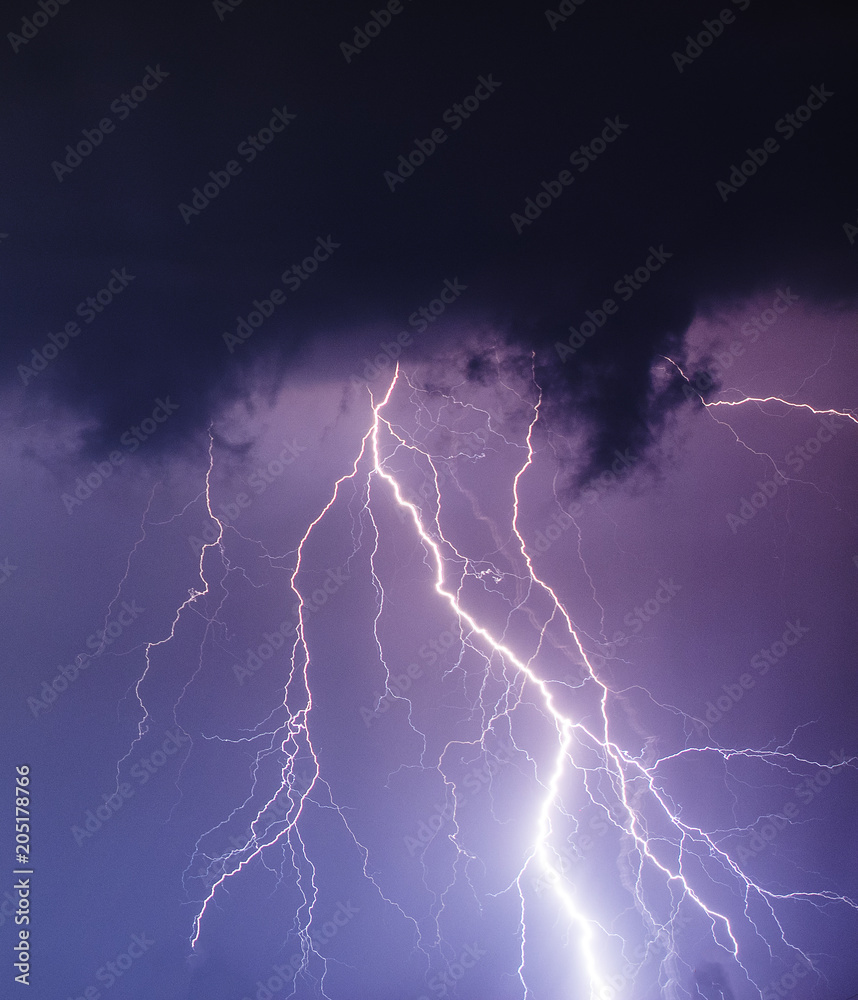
left=113, top=357, right=856, bottom=999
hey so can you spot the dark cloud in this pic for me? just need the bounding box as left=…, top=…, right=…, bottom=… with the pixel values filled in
left=2, top=0, right=856, bottom=481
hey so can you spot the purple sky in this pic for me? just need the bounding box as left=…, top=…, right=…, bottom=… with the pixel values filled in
left=2, top=2, right=858, bottom=999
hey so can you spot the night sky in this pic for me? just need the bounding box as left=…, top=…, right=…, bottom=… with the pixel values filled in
left=2, top=1, right=857, bottom=999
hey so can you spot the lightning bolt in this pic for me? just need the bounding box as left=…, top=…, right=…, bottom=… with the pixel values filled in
left=110, top=356, right=855, bottom=998
left=662, top=354, right=857, bottom=426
